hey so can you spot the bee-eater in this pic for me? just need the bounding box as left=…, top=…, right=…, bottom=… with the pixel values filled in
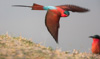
left=89, top=35, right=100, bottom=54
left=13, top=3, right=89, bottom=43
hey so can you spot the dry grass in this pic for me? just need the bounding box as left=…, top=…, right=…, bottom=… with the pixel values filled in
left=0, top=33, right=100, bottom=59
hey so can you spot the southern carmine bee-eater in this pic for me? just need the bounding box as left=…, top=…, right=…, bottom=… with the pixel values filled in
left=13, top=3, right=89, bottom=43
left=89, top=35, right=100, bottom=54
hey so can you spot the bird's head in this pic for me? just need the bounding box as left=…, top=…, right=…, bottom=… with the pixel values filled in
left=89, top=35, right=100, bottom=39
left=64, top=11, right=70, bottom=16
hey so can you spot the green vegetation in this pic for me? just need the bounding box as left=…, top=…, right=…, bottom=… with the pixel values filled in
left=0, top=34, right=100, bottom=59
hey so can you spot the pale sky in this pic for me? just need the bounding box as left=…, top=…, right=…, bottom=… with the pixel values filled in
left=0, top=0, right=100, bottom=52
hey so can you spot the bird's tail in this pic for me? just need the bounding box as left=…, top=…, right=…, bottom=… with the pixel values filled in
left=12, top=3, right=44, bottom=10
left=32, top=3, right=44, bottom=10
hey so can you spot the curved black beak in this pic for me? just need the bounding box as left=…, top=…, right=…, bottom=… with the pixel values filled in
left=89, top=36, right=94, bottom=38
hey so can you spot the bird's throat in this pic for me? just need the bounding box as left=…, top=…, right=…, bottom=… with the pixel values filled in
left=56, top=7, right=68, bottom=17
left=93, top=39, right=100, bottom=43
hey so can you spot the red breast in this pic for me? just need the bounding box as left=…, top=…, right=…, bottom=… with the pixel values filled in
left=92, top=38, right=100, bottom=54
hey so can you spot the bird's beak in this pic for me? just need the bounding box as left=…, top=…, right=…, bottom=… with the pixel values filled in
left=89, top=36, right=94, bottom=38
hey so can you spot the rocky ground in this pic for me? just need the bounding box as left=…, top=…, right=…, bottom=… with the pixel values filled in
left=0, top=34, right=100, bottom=59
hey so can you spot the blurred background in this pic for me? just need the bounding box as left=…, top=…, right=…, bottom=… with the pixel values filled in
left=0, top=0, right=100, bottom=52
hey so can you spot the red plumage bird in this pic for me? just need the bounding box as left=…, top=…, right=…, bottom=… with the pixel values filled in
left=13, top=3, right=89, bottom=43
left=89, top=35, right=100, bottom=54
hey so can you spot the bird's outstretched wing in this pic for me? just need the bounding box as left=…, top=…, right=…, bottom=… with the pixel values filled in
left=56, top=5, right=89, bottom=12
left=45, top=10, right=61, bottom=43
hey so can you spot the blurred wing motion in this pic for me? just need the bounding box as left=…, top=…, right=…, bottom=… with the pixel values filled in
left=57, top=5, right=89, bottom=12
left=45, top=10, right=61, bottom=43
left=12, top=3, right=44, bottom=10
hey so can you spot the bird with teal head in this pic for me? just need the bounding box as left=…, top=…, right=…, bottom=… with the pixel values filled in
left=13, top=3, right=89, bottom=43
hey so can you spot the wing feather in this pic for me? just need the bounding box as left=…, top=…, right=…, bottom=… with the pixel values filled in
left=45, top=10, right=61, bottom=43
left=57, top=5, right=89, bottom=12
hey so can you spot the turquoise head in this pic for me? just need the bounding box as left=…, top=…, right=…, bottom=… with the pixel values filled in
left=64, top=11, right=70, bottom=16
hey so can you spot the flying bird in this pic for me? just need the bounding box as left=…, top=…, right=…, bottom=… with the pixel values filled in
left=13, top=3, right=89, bottom=43
left=89, top=35, right=100, bottom=54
